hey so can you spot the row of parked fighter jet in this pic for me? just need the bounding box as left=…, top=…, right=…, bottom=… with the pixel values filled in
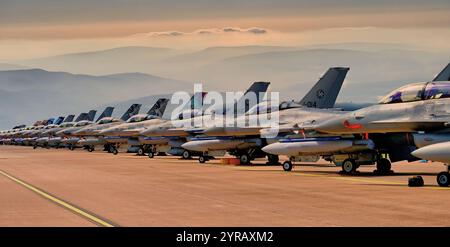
left=3, top=63, right=450, bottom=186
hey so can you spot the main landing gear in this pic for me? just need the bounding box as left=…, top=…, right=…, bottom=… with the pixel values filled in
left=198, top=152, right=214, bottom=164
left=282, top=161, right=293, bottom=171
left=340, top=158, right=392, bottom=175
left=109, top=145, right=118, bottom=155
left=374, top=158, right=392, bottom=175
left=182, top=150, right=191, bottom=159
left=137, top=147, right=145, bottom=156
left=341, top=159, right=359, bottom=174
left=437, top=165, right=450, bottom=187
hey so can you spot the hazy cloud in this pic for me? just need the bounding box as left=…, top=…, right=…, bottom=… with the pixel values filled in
left=247, top=28, right=267, bottom=34
left=223, top=27, right=241, bottom=33
left=137, top=27, right=269, bottom=38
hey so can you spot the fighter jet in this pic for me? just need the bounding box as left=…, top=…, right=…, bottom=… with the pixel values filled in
left=263, top=63, right=450, bottom=180
left=99, top=98, right=170, bottom=154
left=144, top=67, right=349, bottom=164
left=138, top=81, right=272, bottom=158
left=53, top=108, right=123, bottom=149
left=33, top=110, right=100, bottom=149
left=73, top=104, right=142, bottom=152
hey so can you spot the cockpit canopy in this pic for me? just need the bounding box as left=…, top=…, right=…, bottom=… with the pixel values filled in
left=126, top=114, right=147, bottom=123
left=97, top=117, right=120, bottom=125
left=247, top=101, right=279, bottom=115
left=74, top=121, right=91, bottom=127
left=60, top=122, right=74, bottom=128
left=379, top=81, right=450, bottom=104
left=126, top=114, right=159, bottom=123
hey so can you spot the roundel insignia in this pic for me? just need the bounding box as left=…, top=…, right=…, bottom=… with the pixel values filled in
left=316, top=89, right=325, bottom=99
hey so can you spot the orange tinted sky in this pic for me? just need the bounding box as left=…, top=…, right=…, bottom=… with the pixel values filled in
left=0, top=0, right=449, bottom=60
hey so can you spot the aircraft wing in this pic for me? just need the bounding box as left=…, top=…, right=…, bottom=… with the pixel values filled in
left=369, top=116, right=450, bottom=130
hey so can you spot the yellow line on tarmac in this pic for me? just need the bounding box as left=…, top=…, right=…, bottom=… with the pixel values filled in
left=0, top=170, right=115, bottom=227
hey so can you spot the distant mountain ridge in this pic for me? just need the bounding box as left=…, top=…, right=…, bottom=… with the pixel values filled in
left=0, top=68, right=192, bottom=129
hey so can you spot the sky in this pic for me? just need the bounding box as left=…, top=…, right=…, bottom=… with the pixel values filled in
left=0, top=0, right=450, bottom=60
left=0, top=0, right=450, bottom=128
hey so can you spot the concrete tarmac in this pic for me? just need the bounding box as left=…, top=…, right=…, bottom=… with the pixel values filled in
left=0, top=146, right=449, bottom=226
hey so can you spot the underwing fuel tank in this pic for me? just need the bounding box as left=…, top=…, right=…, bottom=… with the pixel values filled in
left=181, top=137, right=262, bottom=152
left=411, top=141, right=450, bottom=163
left=262, top=137, right=375, bottom=156
left=138, top=136, right=170, bottom=145
left=78, top=137, right=105, bottom=146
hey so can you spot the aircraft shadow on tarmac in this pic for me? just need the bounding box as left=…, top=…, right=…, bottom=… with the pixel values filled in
left=236, top=163, right=439, bottom=177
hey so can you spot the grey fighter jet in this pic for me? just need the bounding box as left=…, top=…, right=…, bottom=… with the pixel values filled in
left=73, top=104, right=142, bottom=152
left=144, top=67, right=349, bottom=164
left=263, top=63, right=450, bottom=182
left=99, top=98, right=170, bottom=154
left=139, top=81, right=273, bottom=158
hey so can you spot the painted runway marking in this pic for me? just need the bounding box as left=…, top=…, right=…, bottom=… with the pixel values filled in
left=0, top=169, right=116, bottom=227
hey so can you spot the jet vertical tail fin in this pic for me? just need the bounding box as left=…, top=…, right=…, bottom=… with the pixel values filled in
left=96, top=107, right=114, bottom=122
left=433, top=63, right=450, bottom=81
left=120, top=104, right=141, bottom=121
left=87, top=110, right=97, bottom=122
left=299, top=67, right=349, bottom=109
left=46, top=118, right=55, bottom=125
left=234, top=81, right=270, bottom=113
left=147, top=98, right=170, bottom=118
left=54, top=116, right=65, bottom=125
left=63, top=115, right=75, bottom=123
left=75, top=113, right=88, bottom=122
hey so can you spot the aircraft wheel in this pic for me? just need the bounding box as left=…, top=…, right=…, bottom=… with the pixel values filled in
left=199, top=155, right=207, bottom=164
left=282, top=161, right=293, bottom=171
left=437, top=172, right=450, bottom=187
left=137, top=147, right=145, bottom=156
left=148, top=152, right=154, bottom=158
left=342, top=159, right=357, bottom=174
left=239, top=154, right=251, bottom=165
left=376, top=158, right=391, bottom=175
left=182, top=150, right=191, bottom=159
